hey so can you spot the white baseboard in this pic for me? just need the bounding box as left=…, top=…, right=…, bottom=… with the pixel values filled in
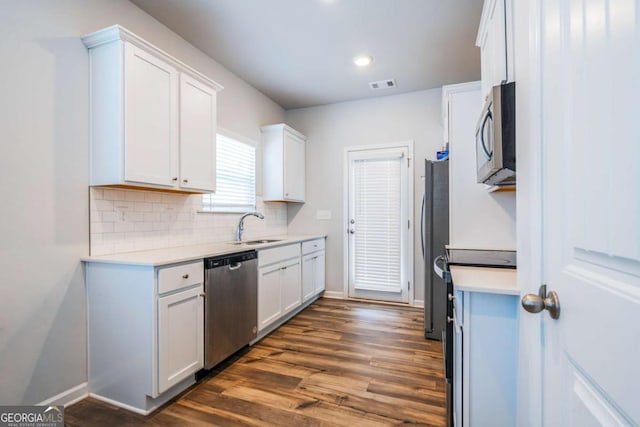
left=89, top=393, right=150, bottom=415
left=413, top=299, right=424, bottom=308
left=322, top=291, right=345, bottom=299
left=38, top=382, right=88, bottom=407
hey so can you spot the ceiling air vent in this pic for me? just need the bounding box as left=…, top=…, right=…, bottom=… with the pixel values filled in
left=369, top=79, right=397, bottom=90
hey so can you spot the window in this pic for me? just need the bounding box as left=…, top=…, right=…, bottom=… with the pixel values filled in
left=202, top=133, right=256, bottom=212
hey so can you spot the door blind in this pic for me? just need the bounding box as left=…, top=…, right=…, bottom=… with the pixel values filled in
left=352, top=154, right=403, bottom=292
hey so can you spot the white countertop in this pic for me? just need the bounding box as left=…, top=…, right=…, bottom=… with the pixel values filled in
left=81, top=234, right=326, bottom=267
left=450, top=265, right=519, bottom=295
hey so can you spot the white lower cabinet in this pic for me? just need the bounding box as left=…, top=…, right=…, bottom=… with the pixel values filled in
left=454, top=289, right=518, bottom=427
left=302, top=238, right=326, bottom=302
left=280, top=259, right=302, bottom=313
left=302, top=255, right=315, bottom=302
left=258, top=263, right=284, bottom=330
left=85, top=260, right=204, bottom=414
left=257, top=244, right=302, bottom=332
left=158, top=285, right=204, bottom=393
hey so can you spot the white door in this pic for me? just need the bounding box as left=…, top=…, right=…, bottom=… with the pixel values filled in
left=519, top=1, right=640, bottom=424
left=346, top=146, right=411, bottom=303
left=157, top=285, right=204, bottom=393
left=124, top=43, right=178, bottom=187
left=179, top=73, right=217, bottom=192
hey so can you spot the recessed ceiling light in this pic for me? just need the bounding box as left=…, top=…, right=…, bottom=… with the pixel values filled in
left=353, top=55, right=373, bottom=67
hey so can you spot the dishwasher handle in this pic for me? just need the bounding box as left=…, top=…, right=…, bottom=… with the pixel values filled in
left=228, top=262, right=242, bottom=271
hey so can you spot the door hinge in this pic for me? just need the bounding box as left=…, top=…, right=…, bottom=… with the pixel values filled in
left=407, top=157, right=411, bottom=168
left=408, top=219, right=410, bottom=229
left=408, top=281, right=411, bottom=290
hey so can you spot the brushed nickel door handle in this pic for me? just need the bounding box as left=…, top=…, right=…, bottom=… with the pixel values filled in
left=521, top=285, right=561, bottom=319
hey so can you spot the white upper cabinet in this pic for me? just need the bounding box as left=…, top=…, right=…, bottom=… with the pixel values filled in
left=124, top=44, right=179, bottom=187
left=179, top=73, right=217, bottom=192
left=476, top=0, right=514, bottom=102
left=82, top=25, right=222, bottom=193
left=262, top=124, right=306, bottom=202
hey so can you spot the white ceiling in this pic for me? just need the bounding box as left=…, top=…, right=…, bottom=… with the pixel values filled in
left=130, top=0, right=483, bottom=110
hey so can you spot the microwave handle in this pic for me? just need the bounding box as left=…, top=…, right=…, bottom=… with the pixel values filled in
left=480, top=109, right=493, bottom=160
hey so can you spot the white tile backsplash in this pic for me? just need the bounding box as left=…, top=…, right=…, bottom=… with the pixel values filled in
left=89, top=188, right=288, bottom=256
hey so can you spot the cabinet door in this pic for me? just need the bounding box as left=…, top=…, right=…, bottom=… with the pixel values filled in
left=124, top=43, right=179, bottom=187
left=280, top=259, right=301, bottom=314
left=454, top=291, right=464, bottom=427
left=158, top=285, right=203, bottom=393
left=302, top=254, right=315, bottom=302
left=283, top=131, right=305, bottom=201
left=313, top=252, right=325, bottom=295
left=179, top=73, right=217, bottom=192
left=258, top=265, right=282, bottom=331
left=478, top=0, right=508, bottom=100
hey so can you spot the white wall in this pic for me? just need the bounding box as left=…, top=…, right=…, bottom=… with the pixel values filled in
left=0, top=0, right=284, bottom=405
left=285, top=89, right=443, bottom=302
left=447, top=87, right=516, bottom=249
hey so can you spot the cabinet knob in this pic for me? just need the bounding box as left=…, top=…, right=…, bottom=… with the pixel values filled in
left=199, top=293, right=206, bottom=298
left=172, top=177, right=178, bottom=181
left=183, top=179, right=189, bottom=183
left=182, top=274, right=189, bottom=279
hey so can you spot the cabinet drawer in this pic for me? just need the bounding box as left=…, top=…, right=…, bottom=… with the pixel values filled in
left=158, top=261, right=203, bottom=294
left=258, top=243, right=300, bottom=267
left=302, top=238, right=325, bottom=255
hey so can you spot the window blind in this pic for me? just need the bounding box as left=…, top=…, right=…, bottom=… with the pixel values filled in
left=352, top=155, right=402, bottom=292
left=202, top=134, right=256, bottom=212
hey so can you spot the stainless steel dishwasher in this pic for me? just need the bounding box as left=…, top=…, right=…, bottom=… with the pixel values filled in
left=204, top=250, right=258, bottom=369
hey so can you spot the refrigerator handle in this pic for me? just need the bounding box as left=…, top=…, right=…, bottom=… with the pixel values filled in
left=433, top=256, right=445, bottom=279
left=420, top=192, right=425, bottom=257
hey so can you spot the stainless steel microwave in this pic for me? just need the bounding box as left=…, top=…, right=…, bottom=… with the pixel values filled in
left=476, top=82, right=516, bottom=186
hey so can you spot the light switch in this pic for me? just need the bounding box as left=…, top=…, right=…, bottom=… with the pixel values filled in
left=316, top=210, right=332, bottom=220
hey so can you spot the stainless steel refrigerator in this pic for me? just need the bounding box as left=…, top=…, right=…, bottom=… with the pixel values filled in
left=422, top=159, right=449, bottom=340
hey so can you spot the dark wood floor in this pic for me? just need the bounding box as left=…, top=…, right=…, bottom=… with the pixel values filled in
left=66, top=298, right=446, bottom=426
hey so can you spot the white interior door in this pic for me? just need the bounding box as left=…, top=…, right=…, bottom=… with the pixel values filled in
left=521, top=1, right=640, bottom=425
left=346, top=146, right=411, bottom=303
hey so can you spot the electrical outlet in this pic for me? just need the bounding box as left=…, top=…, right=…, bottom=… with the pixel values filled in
left=316, top=210, right=332, bottom=220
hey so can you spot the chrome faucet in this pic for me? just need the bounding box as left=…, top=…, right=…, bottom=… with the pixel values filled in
left=236, top=212, right=264, bottom=241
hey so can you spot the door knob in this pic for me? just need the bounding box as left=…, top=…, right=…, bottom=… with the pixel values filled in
left=521, top=284, right=561, bottom=319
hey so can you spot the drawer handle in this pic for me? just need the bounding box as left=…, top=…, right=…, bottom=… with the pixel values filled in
left=182, top=274, right=189, bottom=279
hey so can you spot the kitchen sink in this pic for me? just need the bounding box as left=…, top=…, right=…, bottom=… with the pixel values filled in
left=231, top=239, right=282, bottom=246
